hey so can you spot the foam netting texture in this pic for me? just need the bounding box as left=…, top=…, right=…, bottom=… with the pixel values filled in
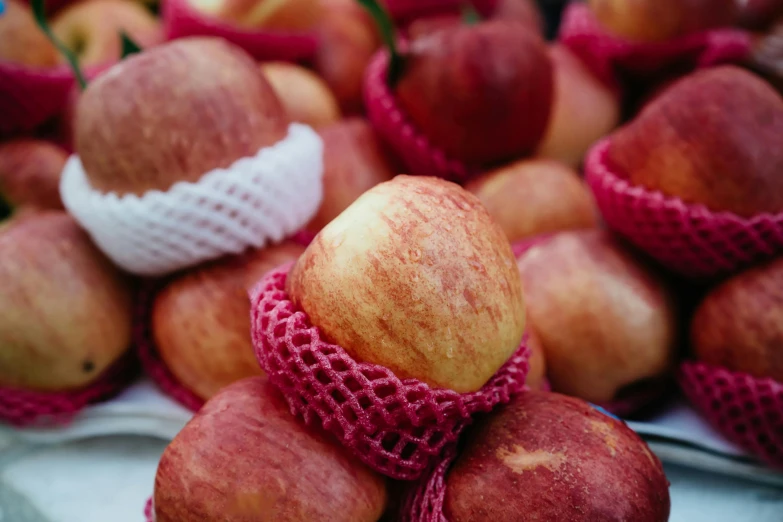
left=145, top=496, right=154, bottom=522
left=585, top=138, right=783, bottom=280
left=400, top=442, right=458, bottom=522
left=162, top=0, right=318, bottom=61
left=364, top=50, right=478, bottom=184
left=250, top=263, right=531, bottom=480
left=680, top=361, right=783, bottom=469
left=0, top=351, right=138, bottom=427
left=60, top=123, right=324, bottom=277
left=0, top=63, right=75, bottom=136
left=558, top=3, right=752, bottom=87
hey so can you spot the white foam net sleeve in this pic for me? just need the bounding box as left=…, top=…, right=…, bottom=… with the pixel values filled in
left=60, top=123, right=324, bottom=277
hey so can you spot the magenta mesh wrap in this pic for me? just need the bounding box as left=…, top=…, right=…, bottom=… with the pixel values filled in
left=586, top=138, right=783, bottom=279
left=134, top=278, right=205, bottom=413
left=250, top=263, right=530, bottom=480
left=162, top=0, right=318, bottom=62
left=680, top=361, right=783, bottom=470
left=558, top=3, right=752, bottom=88
left=0, top=63, right=76, bottom=136
left=363, top=50, right=478, bottom=184
left=290, top=228, right=317, bottom=248
left=400, top=442, right=457, bottom=522
left=145, top=497, right=154, bottom=522
left=0, top=350, right=138, bottom=427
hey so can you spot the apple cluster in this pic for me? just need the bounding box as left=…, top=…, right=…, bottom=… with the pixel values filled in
left=0, top=0, right=781, bottom=520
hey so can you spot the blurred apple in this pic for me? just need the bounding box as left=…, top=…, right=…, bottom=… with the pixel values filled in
left=0, top=140, right=67, bottom=211
left=525, top=328, right=547, bottom=391
left=0, top=0, right=60, bottom=67
left=488, top=0, right=543, bottom=34
left=260, top=61, right=341, bottom=129
left=186, top=0, right=323, bottom=29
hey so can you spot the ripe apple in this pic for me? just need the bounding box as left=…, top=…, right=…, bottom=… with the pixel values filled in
left=287, top=175, right=526, bottom=393
left=74, top=37, right=290, bottom=196
left=465, top=158, right=598, bottom=244
left=0, top=211, right=133, bottom=391
left=443, top=391, right=670, bottom=521
left=154, top=376, right=388, bottom=521
left=0, top=140, right=67, bottom=211
left=691, top=255, right=783, bottom=382
left=488, top=0, right=543, bottom=33
left=152, top=242, right=305, bottom=401
left=0, top=0, right=60, bottom=67
left=186, top=0, right=323, bottom=29
left=260, top=61, right=341, bottom=130
left=515, top=229, right=678, bottom=404
left=609, top=65, right=783, bottom=217
left=305, top=118, right=397, bottom=233
left=536, top=44, right=621, bottom=167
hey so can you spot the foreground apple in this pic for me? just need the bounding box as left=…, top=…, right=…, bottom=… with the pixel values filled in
left=186, top=0, right=323, bottom=30
left=152, top=242, right=305, bottom=401
left=516, top=230, right=678, bottom=404
left=609, top=66, right=783, bottom=217
left=0, top=0, right=60, bottom=67
left=0, top=212, right=133, bottom=391
left=443, top=391, right=670, bottom=521
left=260, top=61, right=341, bottom=129
left=287, top=175, right=526, bottom=393
left=154, top=376, right=388, bottom=521
left=0, top=140, right=67, bottom=211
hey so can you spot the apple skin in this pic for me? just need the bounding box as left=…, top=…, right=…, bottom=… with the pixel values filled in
left=465, top=158, right=598, bottom=244
left=187, top=0, right=323, bottom=30
left=75, top=37, right=290, bottom=196
left=0, top=0, right=60, bottom=68
left=154, top=376, right=388, bottom=522
left=260, top=61, right=341, bottom=130
left=489, top=0, right=543, bottom=33
left=536, top=44, right=621, bottom=168
left=609, top=65, right=783, bottom=217
left=0, top=140, right=67, bottom=211
left=395, top=20, right=554, bottom=166
left=287, top=175, right=526, bottom=394
left=525, top=329, right=547, bottom=391
left=152, top=242, right=305, bottom=401
left=587, top=0, right=737, bottom=42
left=305, top=118, right=397, bottom=234
left=515, top=229, right=678, bottom=404
left=0, top=211, right=133, bottom=392
left=50, top=0, right=163, bottom=68
left=737, top=0, right=783, bottom=30
left=444, top=391, right=670, bottom=522
left=691, top=256, right=783, bottom=382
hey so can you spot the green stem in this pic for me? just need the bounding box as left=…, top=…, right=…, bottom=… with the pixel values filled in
left=356, top=0, right=405, bottom=86
left=31, top=0, right=88, bottom=90
left=120, top=31, right=143, bottom=59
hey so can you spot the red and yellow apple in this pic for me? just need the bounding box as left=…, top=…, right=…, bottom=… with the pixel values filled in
left=0, top=140, right=68, bottom=211
left=260, top=61, right=341, bottom=130
left=187, top=0, right=323, bottom=30
left=0, top=0, right=60, bottom=67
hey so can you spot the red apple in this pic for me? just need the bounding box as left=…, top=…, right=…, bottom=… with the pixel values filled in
left=154, top=376, right=388, bottom=521
left=394, top=20, right=554, bottom=166
left=465, top=158, right=598, bottom=244
left=0, top=140, right=68, bottom=211
left=152, top=242, right=305, bottom=401
left=444, top=391, right=670, bottom=521
left=74, top=37, right=290, bottom=196
left=260, top=61, right=341, bottom=130
left=186, top=0, right=323, bottom=30
left=488, top=0, right=543, bottom=34
left=0, top=211, right=133, bottom=391
left=515, top=229, right=678, bottom=404
left=609, top=65, right=783, bottom=217
left=691, top=255, right=783, bottom=382
left=0, top=0, right=60, bottom=67
left=287, top=175, right=526, bottom=393
left=305, top=118, right=397, bottom=233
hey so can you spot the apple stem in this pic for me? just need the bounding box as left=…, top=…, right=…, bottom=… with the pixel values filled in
left=120, top=31, right=143, bottom=59
left=356, top=0, right=405, bottom=86
left=31, top=0, right=88, bottom=90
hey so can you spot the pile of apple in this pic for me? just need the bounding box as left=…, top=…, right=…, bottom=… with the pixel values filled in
left=0, top=0, right=782, bottom=520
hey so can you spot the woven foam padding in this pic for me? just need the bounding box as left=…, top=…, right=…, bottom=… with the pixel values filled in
left=250, top=263, right=530, bottom=480
left=400, top=442, right=457, bottom=522
left=145, top=496, right=154, bottom=522
left=162, top=0, right=318, bottom=61
left=680, top=361, right=783, bottom=470
left=60, top=123, right=324, bottom=277
left=0, top=63, right=75, bottom=136
left=558, top=3, right=752, bottom=88
left=0, top=350, right=138, bottom=427
left=364, top=50, right=477, bottom=184
left=586, top=138, right=783, bottom=279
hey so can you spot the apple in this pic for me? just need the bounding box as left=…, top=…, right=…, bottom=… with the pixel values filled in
left=536, top=44, right=621, bottom=168
left=515, top=229, right=678, bottom=404
left=74, top=37, right=290, bottom=196
left=525, top=329, right=547, bottom=391
left=443, top=391, right=670, bottom=521
left=0, top=140, right=68, bottom=211
left=260, top=61, right=341, bottom=130
left=488, top=0, right=543, bottom=33
left=0, top=0, right=60, bottom=67
left=465, top=158, right=598, bottom=244
left=50, top=0, right=163, bottom=68
left=152, top=242, right=305, bottom=401
left=305, top=118, right=397, bottom=233
left=186, top=0, right=323, bottom=30
left=587, top=0, right=738, bottom=42
left=154, top=376, right=388, bottom=521
left=0, top=211, right=133, bottom=391
left=609, top=65, right=783, bottom=218
left=287, top=175, right=526, bottom=393
left=691, top=255, right=783, bottom=382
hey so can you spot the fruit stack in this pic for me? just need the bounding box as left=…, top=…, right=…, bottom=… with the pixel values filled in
left=0, top=0, right=780, bottom=520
